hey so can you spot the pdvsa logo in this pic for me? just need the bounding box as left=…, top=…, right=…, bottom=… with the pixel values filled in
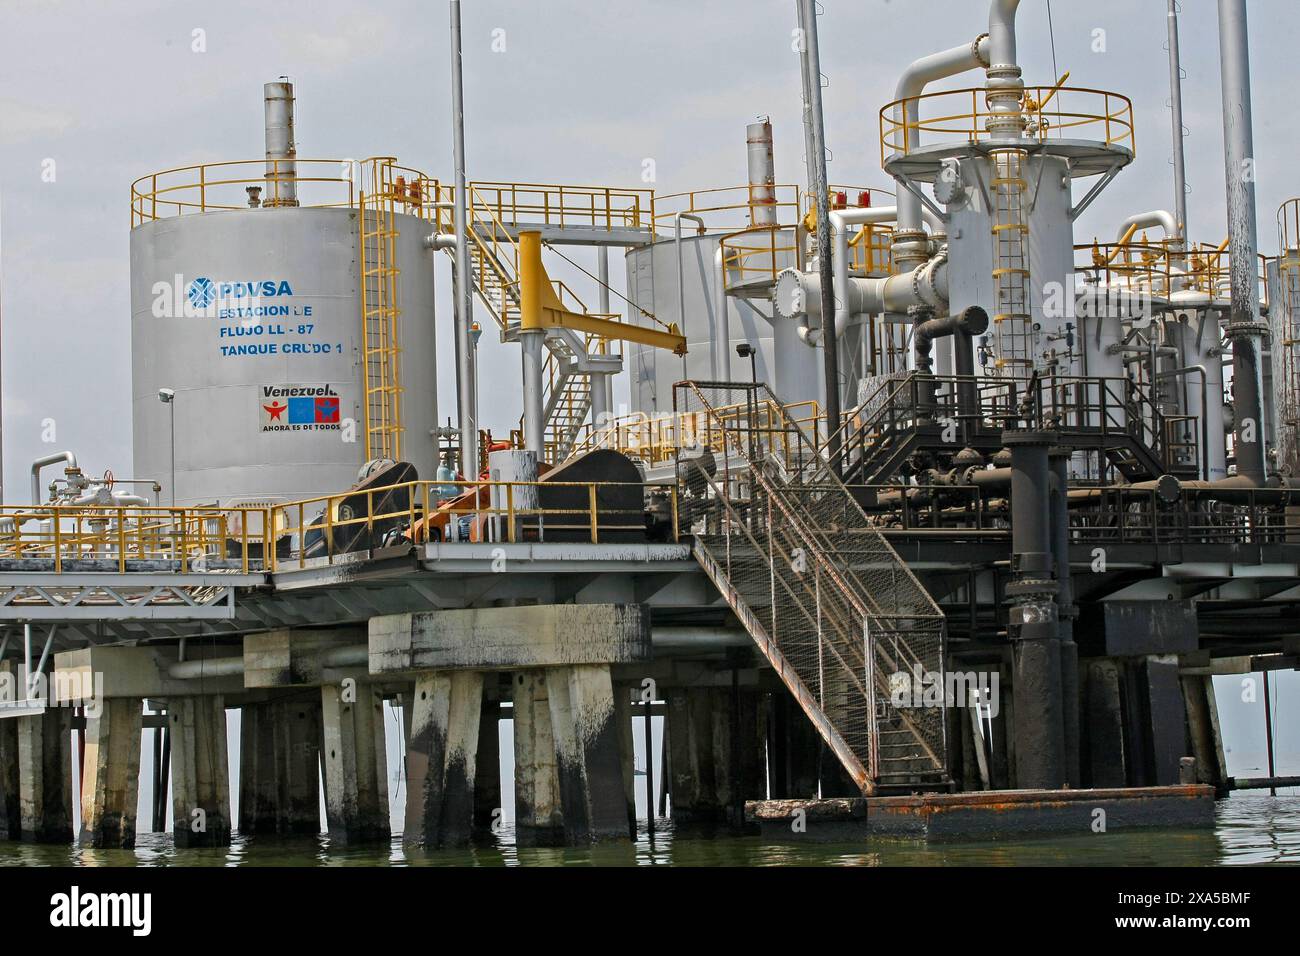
left=186, top=276, right=216, bottom=309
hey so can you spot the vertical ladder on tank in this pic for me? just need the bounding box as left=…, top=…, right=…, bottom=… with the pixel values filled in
left=359, top=166, right=403, bottom=463
left=990, top=148, right=1034, bottom=379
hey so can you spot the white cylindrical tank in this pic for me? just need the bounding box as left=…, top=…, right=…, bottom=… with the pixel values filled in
left=131, top=203, right=438, bottom=506
left=624, top=232, right=821, bottom=414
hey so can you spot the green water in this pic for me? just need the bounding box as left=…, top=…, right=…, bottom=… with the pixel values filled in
left=1, top=793, right=1296, bottom=867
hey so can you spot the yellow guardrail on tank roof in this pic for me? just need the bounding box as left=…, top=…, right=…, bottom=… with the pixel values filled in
left=879, top=85, right=1135, bottom=165
left=129, top=157, right=444, bottom=227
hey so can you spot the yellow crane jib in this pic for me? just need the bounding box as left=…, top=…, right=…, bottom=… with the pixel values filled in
left=517, top=230, right=688, bottom=355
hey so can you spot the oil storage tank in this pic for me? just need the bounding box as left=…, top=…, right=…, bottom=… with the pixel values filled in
left=130, top=81, right=438, bottom=507
left=626, top=121, right=824, bottom=416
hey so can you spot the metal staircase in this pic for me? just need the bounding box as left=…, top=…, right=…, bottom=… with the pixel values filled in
left=447, top=187, right=604, bottom=463
left=540, top=332, right=594, bottom=461
left=675, top=381, right=950, bottom=794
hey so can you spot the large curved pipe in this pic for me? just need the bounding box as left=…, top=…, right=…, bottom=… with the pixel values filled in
left=1114, top=210, right=1178, bottom=244
left=988, top=0, right=1021, bottom=69
left=893, top=35, right=990, bottom=235
left=985, top=0, right=1025, bottom=139
left=830, top=206, right=897, bottom=347
left=713, top=246, right=731, bottom=380
left=31, top=451, right=78, bottom=506
left=776, top=252, right=950, bottom=339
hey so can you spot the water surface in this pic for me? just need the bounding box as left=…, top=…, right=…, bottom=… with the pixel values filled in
left=1, top=792, right=1295, bottom=867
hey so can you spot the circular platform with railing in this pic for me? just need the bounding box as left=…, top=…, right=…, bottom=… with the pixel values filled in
left=1073, top=238, right=1266, bottom=302
left=129, top=157, right=442, bottom=226
left=879, top=85, right=1135, bottom=181
left=701, top=185, right=896, bottom=296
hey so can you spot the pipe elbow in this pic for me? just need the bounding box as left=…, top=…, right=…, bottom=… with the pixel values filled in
left=988, top=0, right=1022, bottom=68
left=1115, top=210, right=1178, bottom=244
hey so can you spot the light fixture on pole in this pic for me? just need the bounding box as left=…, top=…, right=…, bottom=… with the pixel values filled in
left=158, top=388, right=176, bottom=506
left=736, top=343, right=758, bottom=384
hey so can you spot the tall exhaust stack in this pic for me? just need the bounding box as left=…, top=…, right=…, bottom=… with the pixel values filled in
left=746, top=119, right=777, bottom=227
left=1217, top=0, right=1266, bottom=483
left=264, top=78, right=299, bottom=208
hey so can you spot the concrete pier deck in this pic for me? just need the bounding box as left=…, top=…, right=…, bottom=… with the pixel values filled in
left=746, top=785, right=1216, bottom=841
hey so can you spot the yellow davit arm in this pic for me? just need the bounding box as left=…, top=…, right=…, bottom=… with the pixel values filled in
left=518, top=230, right=688, bottom=355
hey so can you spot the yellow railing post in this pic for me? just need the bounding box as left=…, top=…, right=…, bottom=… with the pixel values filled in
left=506, top=484, right=516, bottom=543
left=52, top=511, right=63, bottom=574
left=671, top=486, right=680, bottom=543
left=588, top=484, right=599, bottom=543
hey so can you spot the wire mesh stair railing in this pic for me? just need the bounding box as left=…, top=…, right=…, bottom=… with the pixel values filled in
left=674, top=381, right=950, bottom=793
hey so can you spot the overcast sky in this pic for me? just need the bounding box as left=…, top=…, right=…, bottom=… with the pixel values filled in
left=0, top=0, right=1295, bottom=776
left=4, top=0, right=1300, bottom=499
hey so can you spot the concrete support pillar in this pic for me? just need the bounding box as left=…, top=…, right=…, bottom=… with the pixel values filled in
left=546, top=664, right=632, bottom=843
left=1083, top=660, right=1127, bottom=788
left=766, top=690, right=819, bottom=798
left=667, top=687, right=721, bottom=825
left=472, top=699, right=501, bottom=840
left=16, top=709, right=73, bottom=843
left=512, top=670, right=563, bottom=846
left=321, top=683, right=389, bottom=844
left=1182, top=674, right=1228, bottom=793
left=613, top=685, right=637, bottom=834
left=1141, top=656, right=1188, bottom=786
left=989, top=664, right=1013, bottom=790
left=403, top=671, right=483, bottom=848
left=80, top=698, right=143, bottom=848
left=169, top=696, right=232, bottom=848
left=668, top=685, right=767, bottom=821
left=0, top=710, right=19, bottom=840
left=239, top=697, right=322, bottom=836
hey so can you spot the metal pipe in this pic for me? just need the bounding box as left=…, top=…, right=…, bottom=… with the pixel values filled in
left=263, top=79, right=298, bottom=207
left=892, top=35, right=990, bottom=234
left=597, top=248, right=615, bottom=416
left=1167, top=0, right=1189, bottom=248
left=1114, top=210, right=1178, bottom=244
left=1156, top=364, right=1212, bottom=479
left=1262, top=670, right=1277, bottom=796
left=167, top=656, right=245, bottom=679
left=1218, top=0, right=1267, bottom=485
left=985, top=0, right=1026, bottom=139
left=1004, top=427, right=1066, bottom=790
left=166, top=644, right=367, bottom=680
left=798, top=0, right=841, bottom=473
left=643, top=698, right=655, bottom=831
left=913, top=306, right=988, bottom=415
left=674, top=213, right=706, bottom=378
left=775, top=250, right=949, bottom=333
left=521, top=328, right=545, bottom=456
left=450, top=0, right=479, bottom=478
left=31, top=450, right=77, bottom=506
left=746, top=119, right=778, bottom=228
left=827, top=207, right=942, bottom=344
left=713, top=247, right=733, bottom=381
left=33, top=625, right=56, bottom=685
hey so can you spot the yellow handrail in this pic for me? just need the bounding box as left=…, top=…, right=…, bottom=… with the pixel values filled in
left=880, top=85, right=1136, bottom=165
